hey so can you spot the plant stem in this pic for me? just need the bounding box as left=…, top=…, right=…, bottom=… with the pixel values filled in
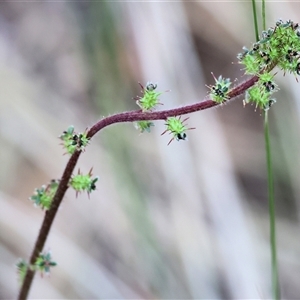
left=251, top=0, right=260, bottom=41
left=262, top=3, right=279, bottom=299
left=262, top=0, right=266, bottom=31
left=264, top=111, right=280, bottom=300
left=17, top=151, right=81, bottom=300
left=18, top=74, right=259, bottom=300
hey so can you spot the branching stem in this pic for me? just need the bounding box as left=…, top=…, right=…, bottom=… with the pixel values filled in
left=18, top=74, right=259, bottom=300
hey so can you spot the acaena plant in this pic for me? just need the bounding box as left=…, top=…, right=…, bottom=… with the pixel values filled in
left=17, top=19, right=300, bottom=299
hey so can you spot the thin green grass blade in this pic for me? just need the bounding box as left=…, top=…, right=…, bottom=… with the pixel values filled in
left=264, top=111, right=280, bottom=300
left=251, top=0, right=259, bottom=41
left=262, top=0, right=266, bottom=30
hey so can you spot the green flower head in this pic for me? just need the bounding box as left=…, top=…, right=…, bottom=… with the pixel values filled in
left=208, top=74, right=232, bottom=103
left=135, top=82, right=164, bottom=111
left=59, top=126, right=90, bottom=155
left=30, top=179, right=59, bottom=210
left=161, top=116, right=195, bottom=145
left=70, top=168, right=99, bottom=197
left=34, top=250, right=57, bottom=276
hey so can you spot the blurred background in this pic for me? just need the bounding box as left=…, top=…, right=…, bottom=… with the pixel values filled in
left=1, top=1, right=300, bottom=299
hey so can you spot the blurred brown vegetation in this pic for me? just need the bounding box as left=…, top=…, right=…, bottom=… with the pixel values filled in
left=1, top=1, right=300, bottom=299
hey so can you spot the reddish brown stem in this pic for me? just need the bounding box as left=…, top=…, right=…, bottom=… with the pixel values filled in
left=18, top=75, right=258, bottom=300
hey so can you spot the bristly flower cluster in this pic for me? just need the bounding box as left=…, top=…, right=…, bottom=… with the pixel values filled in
left=16, top=259, right=28, bottom=285
left=16, top=251, right=57, bottom=284
left=135, top=82, right=163, bottom=111
left=135, top=82, right=163, bottom=133
left=238, top=19, right=300, bottom=110
left=30, top=179, right=59, bottom=210
left=33, top=251, right=57, bottom=277
left=161, top=116, right=195, bottom=145
left=134, top=82, right=195, bottom=144
left=70, top=168, right=98, bottom=197
left=208, top=74, right=232, bottom=103
left=135, top=120, right=154, bottom=133
left=59, top=126, right=90, bottom=155
left=245, top=72, right=278, bottom=110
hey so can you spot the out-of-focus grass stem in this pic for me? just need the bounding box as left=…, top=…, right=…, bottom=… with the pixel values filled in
left=264, top=111, right=280, bottom=300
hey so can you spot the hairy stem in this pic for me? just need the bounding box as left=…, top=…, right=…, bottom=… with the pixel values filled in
left=18, top=74, right=258, bottom=300
left=87, top=75, right=258, bottom=138
left=18, top=151, right=81, bottom=300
